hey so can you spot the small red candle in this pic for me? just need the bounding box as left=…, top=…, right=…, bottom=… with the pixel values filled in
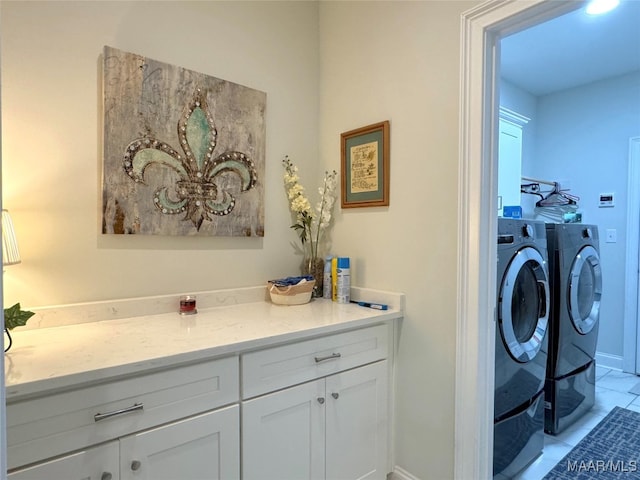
left=179, top=295, right=197, bottom=315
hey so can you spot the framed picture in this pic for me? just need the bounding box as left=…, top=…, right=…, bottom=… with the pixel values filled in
left=341, top=120, right=390, bottom=208
left=102, top=46, right=265, bottom=236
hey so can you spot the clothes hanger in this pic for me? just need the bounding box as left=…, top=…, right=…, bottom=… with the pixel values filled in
left=520, top=176, right=580, bottom=208
left=536, top=182, right=579, bottom=207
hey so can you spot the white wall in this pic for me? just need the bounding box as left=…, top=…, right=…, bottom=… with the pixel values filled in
left=319, top=2, right=477, bottom=478
left=511, top=71, right=640, bottom=360
left=533, top=71, right=640, bottom=358
left=1, top=0, right=320, bottom=307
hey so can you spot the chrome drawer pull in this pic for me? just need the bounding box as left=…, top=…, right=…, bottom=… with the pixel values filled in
left=94, top=402, right=144, bottom=422
left=314, top=352, right=341, bottom=363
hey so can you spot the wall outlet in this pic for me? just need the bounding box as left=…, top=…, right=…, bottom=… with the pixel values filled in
left=606, top=229, right=617, bottom=243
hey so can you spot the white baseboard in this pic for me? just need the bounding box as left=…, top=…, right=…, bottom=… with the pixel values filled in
left=596, top=351, right=624, bottom=371
left=388, top=466, right=421, bottom=480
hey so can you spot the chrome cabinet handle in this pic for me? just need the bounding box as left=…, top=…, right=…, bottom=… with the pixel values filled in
left=101, top=473, right=112, bottom=480
left=331, top=392, right=339, bottom=399
left=314, top=353, right=341, bottom=363
left=94, top=403, right=144, bottom=422
left=317, top=397, right=325, bottom=404
left=131, top=460, right=142, bottom=471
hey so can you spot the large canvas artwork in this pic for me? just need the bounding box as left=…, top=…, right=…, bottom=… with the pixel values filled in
left=102, top=46, right=266, bottom=236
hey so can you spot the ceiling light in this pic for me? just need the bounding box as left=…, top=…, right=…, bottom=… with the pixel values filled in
left=585, top=0, right=620, bottom=15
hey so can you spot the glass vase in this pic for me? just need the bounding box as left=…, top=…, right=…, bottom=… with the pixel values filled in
left=302, top=255, right=325, bottom=298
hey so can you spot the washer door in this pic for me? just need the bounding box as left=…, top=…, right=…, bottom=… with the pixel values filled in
left=568, top=245, right=602, bottom=334
left=499, top=246, right=550, bottom=363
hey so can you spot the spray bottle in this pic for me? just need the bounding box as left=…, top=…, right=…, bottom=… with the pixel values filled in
left=336, top=257, right=351, bottom=304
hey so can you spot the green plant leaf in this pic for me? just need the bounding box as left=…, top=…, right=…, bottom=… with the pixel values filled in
left=4, top=303, right=35, bottom=331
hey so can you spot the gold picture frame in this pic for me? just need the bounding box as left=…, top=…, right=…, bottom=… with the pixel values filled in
left=340, top=120, right=390, bottom=208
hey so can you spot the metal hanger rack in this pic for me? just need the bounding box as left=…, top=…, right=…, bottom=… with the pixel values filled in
left=521, top=176, right=579, bottom=208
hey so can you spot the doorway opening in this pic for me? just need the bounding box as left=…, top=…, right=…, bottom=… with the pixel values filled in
left=624, top=136, right=640, bottom=373
left=456, top=1, right=584, bottom=478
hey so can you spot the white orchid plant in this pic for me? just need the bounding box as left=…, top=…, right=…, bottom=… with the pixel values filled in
left=282, top=155, right=338, bottom=263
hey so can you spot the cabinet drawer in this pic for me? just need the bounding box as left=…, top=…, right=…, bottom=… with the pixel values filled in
left=242, top=324, right=388, bottom=399
left=8, top=441, right=119, bottom=480
left=7, top=355, right=239, bottom=470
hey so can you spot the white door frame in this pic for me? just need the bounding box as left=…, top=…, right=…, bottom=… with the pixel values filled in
left=456, top=1, right=583, bottom=478
left=624, top=136, right=640, bottom=373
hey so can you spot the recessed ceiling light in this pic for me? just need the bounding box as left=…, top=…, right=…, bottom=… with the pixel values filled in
left=585, top=0, right=620, bottom=15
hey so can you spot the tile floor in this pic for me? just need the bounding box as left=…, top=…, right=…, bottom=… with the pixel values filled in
left=514, top=366, right=640, bottom=479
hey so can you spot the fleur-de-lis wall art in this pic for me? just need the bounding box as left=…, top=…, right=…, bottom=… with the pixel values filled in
left=102, top=46, right=265, bottom=236
left=123, top=88, right=257, bottom=231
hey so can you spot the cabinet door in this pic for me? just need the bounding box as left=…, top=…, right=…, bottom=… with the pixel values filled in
left=119, top=405, right=239, bottom=480
left=242, top=379, right=325, bottom=480
left=498, top=118, right=523, bottom=216
left=8, top=441, right=119, bottom=480
left=325, top=361, right=389, bottom=480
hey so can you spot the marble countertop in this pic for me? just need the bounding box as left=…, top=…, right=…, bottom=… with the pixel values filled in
left=5, top=290, right=403, bottom=402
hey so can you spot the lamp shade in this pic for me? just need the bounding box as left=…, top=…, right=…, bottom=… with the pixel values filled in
left=2, top=209, right=21, bottom=266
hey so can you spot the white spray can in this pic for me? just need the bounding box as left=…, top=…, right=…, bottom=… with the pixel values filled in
left=336, top=257, right=351, bottom=304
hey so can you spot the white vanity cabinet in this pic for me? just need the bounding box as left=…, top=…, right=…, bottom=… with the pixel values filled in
left=5, top=296, right=402, bottom=480
left=241, top=324, right=391, bottom=480
left=6, top=356, right=240, bottom=480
